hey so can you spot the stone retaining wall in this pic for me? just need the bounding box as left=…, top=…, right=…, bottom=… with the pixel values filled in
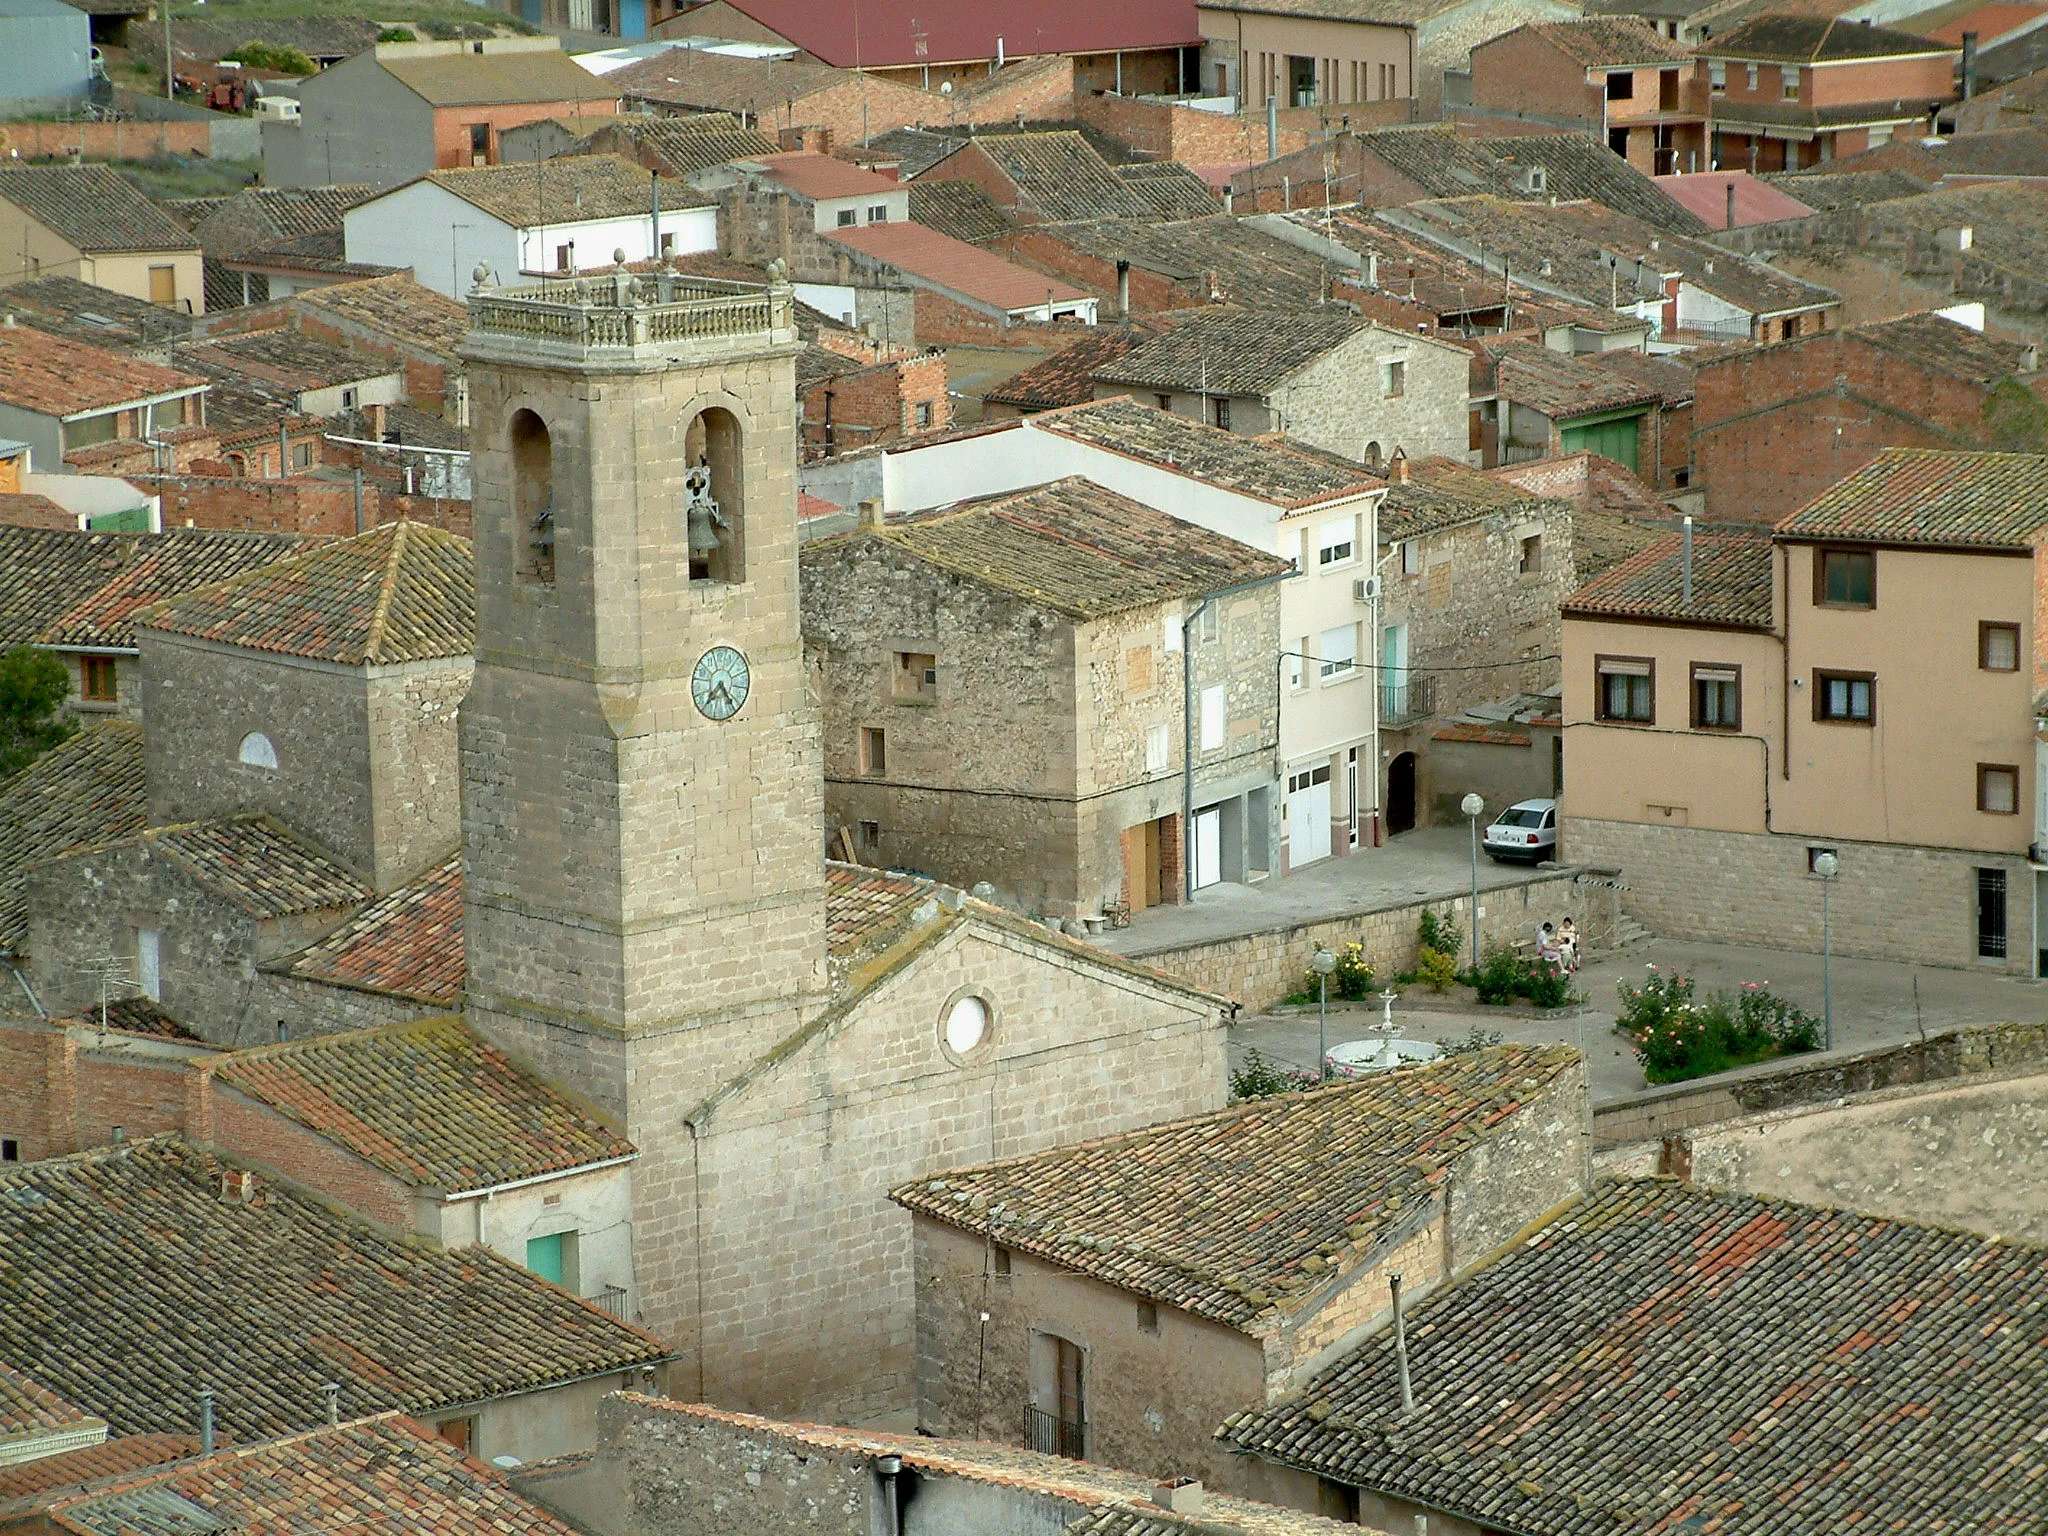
left=1121, top=866, right=1623, bottom=1010
left=1591, top=1018, right=2048, bottom=1149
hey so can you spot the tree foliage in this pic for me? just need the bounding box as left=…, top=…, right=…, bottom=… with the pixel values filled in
left=0, top=646, right=77, bottom=779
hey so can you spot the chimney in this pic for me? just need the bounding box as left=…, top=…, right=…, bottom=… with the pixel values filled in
left=1366, top=250, right=1380, bottom=289
left=1389, top=1272, right=1416, bottom=1413
left=1116, top=258, right=1131, bottom=320
left=1152, top=1481, right=1205, bottom=1515
left=1726, top=181, right=1737, bottom=230
left=1962, top=31, right=1978, bottom=99
left=1682, top=514, right=1695, bottom=607
left=859, top=496, right=885, bottom=531
left=323, top=1382, right=341, bottom=1425
left=2023, top=343, right=2040, bottom=372
left=1389, top=445, right=1409, bottom=483
left=198, top=1388, right=216, bottom=1456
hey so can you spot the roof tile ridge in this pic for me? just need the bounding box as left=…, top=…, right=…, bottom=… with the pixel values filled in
left=363, top=519, right=408, bottom=665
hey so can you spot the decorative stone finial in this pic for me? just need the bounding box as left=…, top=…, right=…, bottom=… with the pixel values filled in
left=766, top=257, right=790, bottom=286
left=614, top=247, right=629, bottom=269
left=469, top=262, right=497, bottom=293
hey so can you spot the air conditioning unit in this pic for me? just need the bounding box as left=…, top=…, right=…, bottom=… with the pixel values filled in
left=1354, top=576, right=1382, bottom=604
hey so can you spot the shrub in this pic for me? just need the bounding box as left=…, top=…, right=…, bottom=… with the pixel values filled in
left=1301, top=941, right=1375, bottom=1003
left=1465, top=945, right=1524, bottom=1005
left=1621, top=969, right=1822, bottom=1083
left=377, top=26, right=417, bottom=41
left=0, top=645, right=77, bottom=778
left=1440, top=1025, right=1505, bottom=1057
left=1418, top=906, right=1462, bottom=960
left=224, top=41, right=318, bottom=74
left=1230, top=1048, right=1317, bottom=1100
left=1415, top=945, right=1457, bottom=994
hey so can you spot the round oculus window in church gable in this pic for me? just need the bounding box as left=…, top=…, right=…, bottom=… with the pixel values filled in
left=941, top=992, right=992, bottom=1061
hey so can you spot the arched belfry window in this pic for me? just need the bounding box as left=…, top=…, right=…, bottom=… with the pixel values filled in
left=683, top=407, right=743, bottom=583
left=510, top=408, right=555, bottom=586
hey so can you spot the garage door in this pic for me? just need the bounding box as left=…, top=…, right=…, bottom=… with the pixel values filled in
left=1559, top=413, right=1641, bottom=473
left=1287, top=766, right=1331, bottom=867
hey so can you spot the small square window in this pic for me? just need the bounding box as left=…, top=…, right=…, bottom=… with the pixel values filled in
left=1815, top=548, right=1875, bottom=608
left=1319, top=622, right=1358, bottom=679
left=1211, top=396, right=1232, bottom=431
left=1, top=1138, right=17, bottom=1162
left=1606, top=70, right=1634, bottom=100
left=837, top=208, right=858, bottom=227
left=1981, top=621, right=2021, bottom=672
left=1136, top=1300, right=1160, bottom=1334
left=893, top=651, right=936, bottom=701
left=556, top=243, right=575, bottom=273
left=860, top=726, right=887, bottom=775
left=868, top=204, right=890, bottom=222
left=81, top=655, right=117, bottom=702
left=1691, top=664, right=1740, bottom=731
left=991, top=1246, right=1011, bottom=1277
left=1519, top=534, right=1542, bottom=575
left=1781, top=70, right=1799, bottom=100
left=1382, top=359, right=1406, bottom=398
left=1318, top=518, right=1356, bottom=567
left=659, top=232, right=675, bottom=255
left=340, top=387, right=358, bottom=410
left=1596, top=656, right=1654, bottom=723
left=915, top=400, right=934, bottom=429
left=1979, top=763, right=2019, bottom=815
left=1198, top=606, right=1221, bottom=645
left=1813, top=670, right=1875, bottom=724
left=1156, top=393, right=1172, bottom=411
left=859, top=819, right=880, bottom=850
left=291, top=443, right=311, bottom=470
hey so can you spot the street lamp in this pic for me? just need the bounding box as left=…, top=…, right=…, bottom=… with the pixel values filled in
left=1460, top=792, right=1485, bottom=973
left=1311, top=946, right=1339, bottom=1080
left=1812, top=850, right=1838, bottom=1051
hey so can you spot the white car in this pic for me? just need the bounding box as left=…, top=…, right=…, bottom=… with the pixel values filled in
left=1483, top=798, right=1556, bottom=863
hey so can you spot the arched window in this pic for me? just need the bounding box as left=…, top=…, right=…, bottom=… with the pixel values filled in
left=225, top=453, right=246, bottom=477
left=682, top=407, right=744, bottom=583
left=510, top=408, right=555, bottom=586
left=1364, top=441, right=1383, bottom=468
left=238, top=732, right=278, bottom=769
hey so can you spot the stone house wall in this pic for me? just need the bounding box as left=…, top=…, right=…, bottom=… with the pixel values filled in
left=1274, top=327, right=1468, bottom=465
left=643, top=917, right=1228, bottom=1424
left=1565, top=815, right=2037, bottom=976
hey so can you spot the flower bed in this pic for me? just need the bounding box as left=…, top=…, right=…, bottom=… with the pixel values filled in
left=1617, top=966, right=1822, bottom=1084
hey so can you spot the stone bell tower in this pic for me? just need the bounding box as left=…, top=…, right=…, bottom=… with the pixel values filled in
left=458, top=262, right=826, bottom=1120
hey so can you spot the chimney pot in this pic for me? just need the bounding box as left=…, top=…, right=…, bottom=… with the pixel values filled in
left=859, top=496, right=885, bottom=530
left=1153, top=1480, right=1205, bottom=1514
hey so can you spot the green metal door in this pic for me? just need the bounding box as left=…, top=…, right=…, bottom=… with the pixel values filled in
left=1558, top=413, right=1642, bottom=473
left=86, top=506, right=151, bottom=532
left=525, top=1232, right=564, bottom=1284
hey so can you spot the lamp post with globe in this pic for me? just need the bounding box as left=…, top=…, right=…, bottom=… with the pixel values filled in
left=1460, top=792, right=1485, bottom=973
left=1311, top=946, right=1339, bottom=1080
left=1812, top=850, right=1838, bottom=1050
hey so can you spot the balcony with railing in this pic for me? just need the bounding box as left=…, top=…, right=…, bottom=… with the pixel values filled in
left=588, top=1284, right=630, bottom=1320
left=1026, top=1405, right=1085, bottom=1459
left=1381, top=674, right=1437, bottom=725
left=465, top=263, right=796, bottom=364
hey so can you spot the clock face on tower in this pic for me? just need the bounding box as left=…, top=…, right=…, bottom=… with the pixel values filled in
left=691, top=645, right=751, bottom=721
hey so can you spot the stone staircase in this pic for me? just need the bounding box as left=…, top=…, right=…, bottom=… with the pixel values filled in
left=1606, top=913, right=1653, bottom=953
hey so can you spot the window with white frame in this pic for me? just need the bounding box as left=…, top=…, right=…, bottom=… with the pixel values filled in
left=1317, top=517, right=1356, bottom=567
left=1289, top=638, right=1306, bottom=691
left=1400, top=539, right=1420, bottom=575
left=1199, top=685, right=1226, bottom=750
left=1197, top=605, right=1220, bottom=644
left=1145, top=723, right=1170, bottom=772
left=1162, top=610, right=1183, bottom=652
left=1319, top=623, right=1358, bottom=680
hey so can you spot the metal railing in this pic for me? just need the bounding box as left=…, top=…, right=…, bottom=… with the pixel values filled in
left=1026, top=1405, right=1084, bottom=1459
left=588, top=1284, right=630, bottom=1319
left=1381, top=675, right=1437, bottom=724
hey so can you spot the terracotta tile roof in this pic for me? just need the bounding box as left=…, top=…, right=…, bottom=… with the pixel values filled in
left=180, top=185, right=378, bottom=258
left=1705, top=12, right=1953, bottom=60
left=1581, top=345, right=1694, bottom=404
left=1034, top=396, right=1379, bottom=508
left=0, top=721, right=146, bottom=954
left=138, top=521, right=474, bottom=665
left=747, top=150, right=901, bottom=200
left=1482, top=338, right=1662, bottom=418
left=1114, top=161, right=1221, bottom=219
left=907, top=180, right=1017, bottom=244
left=894, top=1045, right=1582, bottom=1332
left=1220, top=1179, right=2048, bottom=1536
left=0, top=1363, right=96, bottom=1443
left=957, top=131, right=1156, bottom=221
left=421, top=155, right=708, bottom=229
left=380, top=47, right=617, bottom=108
left=287, top=274, right=471, bottom=360
left=1516, top=16, right=1696, bottom=65
left=700, top=0, right=1200, bottom=69
left=863, top=127, right=968, bottom=180
left=0, top=1435, right=198, bottom=1500
left=36, top=1415, right=587, bottom=1536
left=1766, top=166, right=1931, bottom=209
left=0, top=1137, right=668, bottom=1440
left=617, top=1398, right=1368, bottom=1536
left=0, top=325, right=206, bottom=418
left=831, top=476, right=1291, bottom=620
left=55, top=996, right=204, bottom=1042
left=179, top=328, right=398, bottom=394
left=1562, top=530, right=1774, bottom=627
left=983, top=327, right=1145, bottom=411
left=0, top=526, right=308, bottom=651
left=1378, top=455, right=1559, bottom=542
left=279, top=855, right=463, bottom=1005
left=59, top=815, right=370, bottom=919
left=0, top=276, right=196, bottom=351
left=217, top=1017, right=634, bottom=1194
left=824, top=221, right=1091, bottom=312
left=0, top=165, right=197, bottom=253
left=1844, top=308, right=2040, bottom=383
left=1095, top=308, right=1363, bottom=396
left=226, top=228, right=399, bottom=283
left=1778, top=446, right=2048, bottom=548
left=1472, top=133, right=1708, bottom=233
left=608, top=48, right=840, bottom=113
left=1028, top=214, right=1342, bottom=311
left=604, top=116, right=780, bottom=177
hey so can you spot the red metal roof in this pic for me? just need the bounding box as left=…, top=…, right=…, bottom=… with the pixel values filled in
left=1927, top=1, right=2043, bottom=45
left=1651, top=170, right=1815, bottom=230
left=698, top=0, right=1201, bottom=69
left=751, top=151, right=903, bottom=200
left=825, top=221, right=1090, bottom=312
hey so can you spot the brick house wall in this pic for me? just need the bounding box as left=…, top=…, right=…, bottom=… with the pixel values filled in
left=801, top=351, right=951, bottom=457
left=427, top=100, right=618, bottom=171
left=1689, top=331, right=2039, bottom=522
left=207, top=1076, right=417, bottom=1230
left=1072, top=91, right=1316, bottom=165
left=1225, top=127, right=1434, bottom=214
left=1468, top=27, right=1605, bottom=129
left=135, top=474, right=472, bottom=538
left=908, top=289, right=1096, bottom=348
left=986, top=228, right=1196, bottom=312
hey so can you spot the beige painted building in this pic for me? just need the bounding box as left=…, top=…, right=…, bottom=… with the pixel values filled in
left=1561, top=448, right=2048, bottom=975
left=457, top=267, right=1231, bottom=1425
left=894, top=1045, right=1589, bottom=1494
left=0, top=164, right=203, bottom=313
